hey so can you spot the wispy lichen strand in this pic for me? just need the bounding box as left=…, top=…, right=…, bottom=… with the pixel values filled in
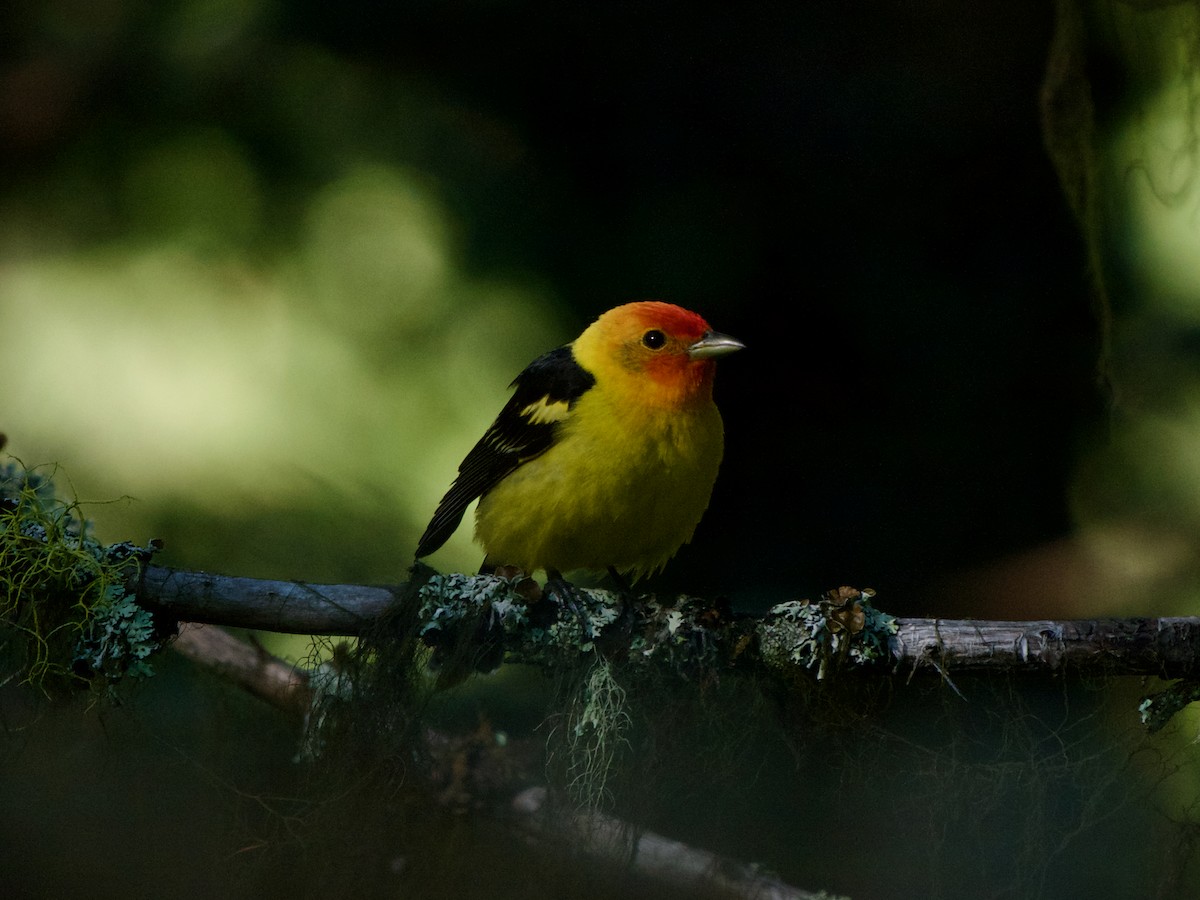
left=1, top=458, right=161, bottom=690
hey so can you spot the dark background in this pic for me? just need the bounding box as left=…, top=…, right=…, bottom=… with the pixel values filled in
left=313, top=0, right=1098, bottom=613
left=284, top=1, right=1100, bottom=610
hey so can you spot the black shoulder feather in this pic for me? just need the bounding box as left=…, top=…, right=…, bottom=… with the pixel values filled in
left=415, top=346, right=595, bottom=558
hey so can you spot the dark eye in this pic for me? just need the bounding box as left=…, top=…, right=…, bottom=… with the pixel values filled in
left=642, top=329, right=666, bottom=350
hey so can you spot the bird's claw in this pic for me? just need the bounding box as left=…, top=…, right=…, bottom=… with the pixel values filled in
left=546, top=569, right=596, bottom=641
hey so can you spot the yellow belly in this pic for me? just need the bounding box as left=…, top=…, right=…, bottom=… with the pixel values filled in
left=474, top=395, right=724, bottom=579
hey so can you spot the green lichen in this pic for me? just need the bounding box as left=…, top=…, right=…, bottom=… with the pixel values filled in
left=556, top=657, right=631, bottom=812
left=416, top=571, right=625, bottom=667
left=758, top=588, right=898, bottom=682
left=417, top=572, right=531, bottom=638
left=532, top=587, right=622, bottom=658
left=416, top=572, right=635, bottom=810
left=1, top=458, right=161, bottom=692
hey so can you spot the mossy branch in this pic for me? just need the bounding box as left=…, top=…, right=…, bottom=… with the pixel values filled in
left=1, top=459, right=164, bottom=693
left=133, top=566, right=1200, bottom=732
left=6, top=452, right=1200, bottom=723
left=137, top=564, right=1200, bottom=681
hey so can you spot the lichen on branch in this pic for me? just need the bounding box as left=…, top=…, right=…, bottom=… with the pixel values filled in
left=0, top=457, right=163, bottom=692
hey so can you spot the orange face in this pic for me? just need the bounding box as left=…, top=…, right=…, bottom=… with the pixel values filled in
left=572, top=300, right=743, bottom=410
left=621, top=302, right=716, bottom=395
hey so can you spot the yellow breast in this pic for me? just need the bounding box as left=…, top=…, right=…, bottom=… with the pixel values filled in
left=474, top=389, right=725, bottom=579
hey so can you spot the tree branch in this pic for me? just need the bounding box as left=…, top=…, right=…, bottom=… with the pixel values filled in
left=140, top=565, right=398, bottom=634
left=138, top=565, right=1200, bottom=680
left=512, top=785, right=838, bottom=900
left=168, top=616, right=840, bottom=900
left=153, top=568, right=1198, bottom=894
left=171, top=622, right=311, bottom=716
left=889, top=616, right=1200, bottom=679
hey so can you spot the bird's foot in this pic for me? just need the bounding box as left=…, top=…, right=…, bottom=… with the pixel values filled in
left=545, top=568, right=598, bottom=641
left=602, top=565, right=639, bottom=639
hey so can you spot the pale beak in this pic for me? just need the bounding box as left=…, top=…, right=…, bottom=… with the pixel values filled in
left=688, top=330, right=745, bottom=359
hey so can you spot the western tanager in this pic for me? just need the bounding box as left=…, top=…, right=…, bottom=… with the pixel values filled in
left=416, top=301, right=743, bottom=581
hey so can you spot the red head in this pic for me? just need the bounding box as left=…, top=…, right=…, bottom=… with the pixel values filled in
left=572, top=301, right=743, bottom=409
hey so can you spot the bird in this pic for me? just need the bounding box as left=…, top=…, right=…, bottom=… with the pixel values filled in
left=415, top=300, right=743, bottom=585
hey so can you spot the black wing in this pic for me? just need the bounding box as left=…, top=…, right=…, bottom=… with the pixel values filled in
left=415, top=345, right=596, bottom=558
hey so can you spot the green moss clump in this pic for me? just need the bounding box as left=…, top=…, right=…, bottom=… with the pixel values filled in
left=1, top=458, right=162, bottom=693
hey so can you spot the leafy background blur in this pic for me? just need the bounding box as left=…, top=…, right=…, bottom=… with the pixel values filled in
left=1, top=0, right=1103, bottom=612
left=4, top=1, right=1200, bottom=898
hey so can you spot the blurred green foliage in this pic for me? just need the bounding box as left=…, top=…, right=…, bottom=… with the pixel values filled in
left=1067, top=2, right=1200, bottom=618
left=0, top=1, right=573, bottom=589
